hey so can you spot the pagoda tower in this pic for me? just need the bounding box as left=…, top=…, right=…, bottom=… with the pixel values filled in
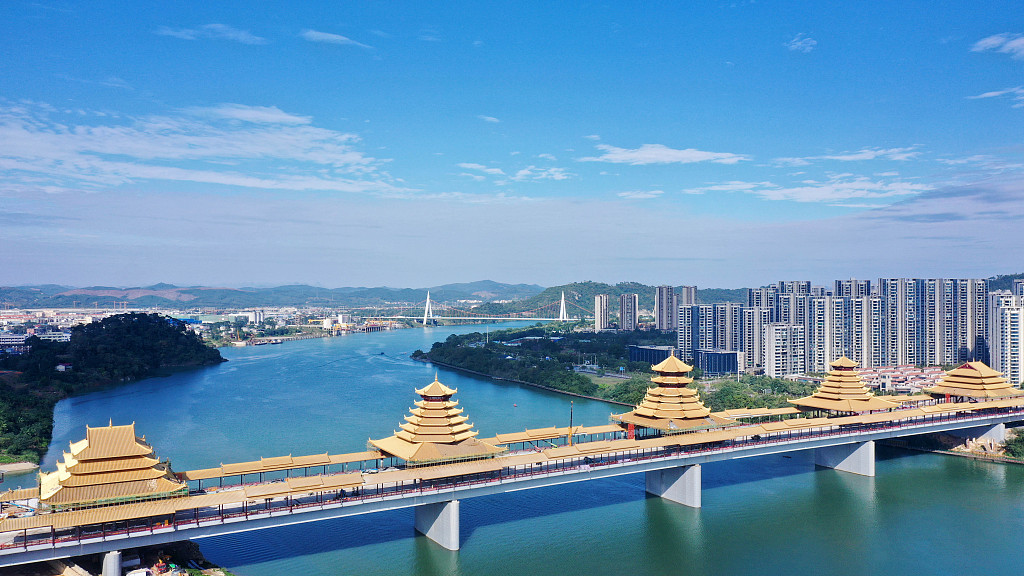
left=925, top=361, right=1024, bottom=402
left=790, top=356, right=899, bottom=415
left=38, top=422, right=187, bottom=511
left=612, top=355, right=733, bottom=434
left=370, top=375, right=504, bottom=465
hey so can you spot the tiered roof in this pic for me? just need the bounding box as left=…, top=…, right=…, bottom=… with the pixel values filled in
left=369, top=376, right=504, bottom=464
left=613, top=356, right=734, bottom=433
left=926, top=361, right=1024, bottom=400
left=790, top=357, right=899, bottom=413
left=39, top=423, right=186, bottom=510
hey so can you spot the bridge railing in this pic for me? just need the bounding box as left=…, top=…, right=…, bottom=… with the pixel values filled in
left=4, top=405, right=1023, bottom=553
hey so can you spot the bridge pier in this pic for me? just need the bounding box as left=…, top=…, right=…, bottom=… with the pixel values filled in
left=414, top=500, right=460, bottom=550
left=101, top=550, right=121, bottom=576
left=948, top=423, right=1006, bottom=443
left=645, top=464, right=701, bottom=508
left=814, top=440, right=875, bottom=476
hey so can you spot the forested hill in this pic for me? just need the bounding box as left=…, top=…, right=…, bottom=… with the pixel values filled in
left=0, top=313, right=224, bottom=463
left=470, top=282, right=748, bottom=315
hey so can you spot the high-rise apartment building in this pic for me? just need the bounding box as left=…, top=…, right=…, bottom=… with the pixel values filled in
left=806, top=296, right=848, bottom=373
left=692, top=305, right=715, bottom=350
left=834, top=279, right=872, bottom=297
left=989, top=292, right=1024, bottom=386
left=949, top=278, right=988, bottom=362
left=847, top=295, right=885, bottom=368
left=676, top=305, right=694, bottom=361
left=1014, top=279, right=1024, bottom=297
left=742, top=306, right=771, bottom=369
left=747, top=285, right=778, bottom=316
left=678, top=285, right=697, bottom=306
left=879, top=278, right=919, bottom=365
left=714, top=302, right=743, bottom=352
left=778, top=280, right=811, bottom=294
left=654, top=286, right=677, bottom=331
left=619, top=293, right=639, bottom=331
left=765, top=323, right=806, bottom=377
left=594, top=294, right=610, bottom=331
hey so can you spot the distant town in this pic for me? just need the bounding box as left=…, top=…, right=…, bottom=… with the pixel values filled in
left=3, top=275, right=1024, bottom=394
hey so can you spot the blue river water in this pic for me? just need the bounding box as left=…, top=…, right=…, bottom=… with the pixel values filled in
left=6, top=324, right=1024, bottom=575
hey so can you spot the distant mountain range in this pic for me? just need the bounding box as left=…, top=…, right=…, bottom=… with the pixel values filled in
left=0, top=281, right=546, bottom=310
left=3, top=273, right=1020, bottom=311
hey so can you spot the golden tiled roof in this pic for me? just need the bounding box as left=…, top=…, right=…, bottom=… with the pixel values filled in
left=39, top=423, right=186, bottom=509
left=613, top=355, right=732, bottom=433
left=926, top=361, right=1024, bottom=399
left=369, top=376, right=503, bottom=464
left=790, top=357, right=899, bottom=413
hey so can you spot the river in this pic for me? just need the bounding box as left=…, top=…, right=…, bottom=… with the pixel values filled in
left=5, top=323, right=1024, bottom=575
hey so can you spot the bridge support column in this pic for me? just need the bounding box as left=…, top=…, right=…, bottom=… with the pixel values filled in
left=948, top=423, right=1006, bottom=443
left=415, top=500, right=460, bottom=550
left=101, top=550, right=121, bottom=576
left=814, top=441, right=875, bottom=477
left=645, top=464, right=701, bottom=508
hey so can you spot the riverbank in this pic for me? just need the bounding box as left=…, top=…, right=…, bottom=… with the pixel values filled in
left=0, top=462, right=37, bottom=475
left=415, top=357, right=633, bottom=407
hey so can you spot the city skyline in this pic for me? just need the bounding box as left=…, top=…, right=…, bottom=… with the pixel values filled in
left=2, top=2, right=1023, bottom=288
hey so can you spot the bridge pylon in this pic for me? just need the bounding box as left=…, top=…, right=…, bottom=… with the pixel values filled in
left=558, top=291, right=568, bottom=322
left=423, top=291, right=433, bottom=325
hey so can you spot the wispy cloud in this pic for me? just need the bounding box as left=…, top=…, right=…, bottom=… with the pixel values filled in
left=617, top=190, right=664, bottom=199
left=186, top=104, right=312, bottom=124
left=683, top=175, right=931, bottom=204
left=971, top=33, right=1024, bottom=59
left=775, top=147, right=919, bottom=165
left=0, top=101, right=401, bottom=195
left=457, top=162, right=505, bottom=176
left=537, top=153, right=557, bottom=161
left=300, top=29, right=372, bottom=49
left=477, top=115, right=500, bottom=123
left=785, top=33, right=817, bottom=53
left=510, top=166, right=572, bottom=182
left=968, top=86, right=1024, bottom=108
left=155, top=24, right=266, bottom=45
left=580, top=143, right=749, bottom=165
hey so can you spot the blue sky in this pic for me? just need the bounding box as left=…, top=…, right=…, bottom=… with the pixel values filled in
left=1, top=2, right=1023, bottom=288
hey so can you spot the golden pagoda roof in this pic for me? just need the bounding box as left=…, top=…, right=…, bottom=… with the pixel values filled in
left=790, top=359, right=898, bottom=413
left=416, top=375, right=457, bottom=397
left=370, top=376, right=504, bottom=464
left=651, top=355, right=693, bottom=374
left=39, top=423, right=186, bottom=509
left=925, top=361, right=1024, bottom=399
left=612, top=357, right=732, bottom=432
left=830, top=356, right=859, bottom=369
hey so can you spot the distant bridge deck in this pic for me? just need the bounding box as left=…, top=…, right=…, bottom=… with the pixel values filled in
left=1, top=401, right=1022, bottom=565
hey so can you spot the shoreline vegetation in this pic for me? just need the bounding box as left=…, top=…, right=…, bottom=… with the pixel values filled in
left=412, top=323, right=820, bottom=412
left=0, top=313, right=225, bottom=465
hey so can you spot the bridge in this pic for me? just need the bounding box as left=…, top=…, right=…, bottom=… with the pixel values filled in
left=2, top=359, right=1022, bottom=570
left=376, top=291, right=590, bottom=323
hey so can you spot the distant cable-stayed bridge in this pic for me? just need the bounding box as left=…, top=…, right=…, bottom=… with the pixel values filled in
left=377, top=291, right=593, bottom=322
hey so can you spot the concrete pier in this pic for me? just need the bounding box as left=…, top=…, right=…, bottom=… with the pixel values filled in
left=645, top=464, right=701, bottom=508
left=414, top=500, right=460, bottom=550
left=814, top=441, right=875, bottom=476
left=101, top=550, right=121, bottom=576
left=948, top=422, right=1006, bottom=443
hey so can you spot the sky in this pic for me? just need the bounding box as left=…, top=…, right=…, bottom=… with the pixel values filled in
left=1, top=2, right=1023, bottom=289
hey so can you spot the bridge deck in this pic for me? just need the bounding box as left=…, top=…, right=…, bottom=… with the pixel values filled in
left=1, top=401, right=1022, bottom=565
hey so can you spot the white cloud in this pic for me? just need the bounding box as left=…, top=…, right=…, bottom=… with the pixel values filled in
left=187, top=104, right=312, bottom=124
left=775, top=147, right=919, bottom=165
left=457, top=162, right=505, bottom=176
left=968, top=86, right=1024, bottom=108
left=680, top=176, right=931, bottom=204
left=971, top=33, right=1024, bottom=59
left=458, top=173, right=486, bottom=181
left=584, top=134, right=601, bottom=141
left=155, top=24, right=266, bottom=45
left=0, top=102, right=400, bottom=195
left=300, top=29, right=372, bottom=49
left=537, top=153, right=557, bottom=161
left=683, top=181, right=773, bottom=194
left=477, top=115, right=500, bottom=123
left=617, top=190, right=664, bottom=199
left=580, top=143, right=749, bottom=165
left=785, top=33, right=817, bottom=53
left=510, top=166, right=573, bottom=182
